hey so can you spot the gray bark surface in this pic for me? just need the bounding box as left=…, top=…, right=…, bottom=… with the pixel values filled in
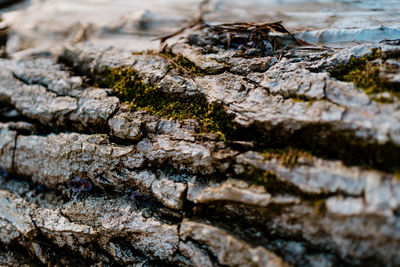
left=1, top=3, right=400, bottom=266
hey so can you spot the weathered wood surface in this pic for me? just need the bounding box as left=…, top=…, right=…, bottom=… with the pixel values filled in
left=1, top=1, right=400, bottom=266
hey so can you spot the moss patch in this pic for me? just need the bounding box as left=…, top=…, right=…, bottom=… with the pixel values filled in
left=281, top=92, right=315, bottom=104
left=101, top=66, right=236, bottom=140
left=262, top=147, right=313, bottom=168
left=313, top=199, right=326, bottom=215
left=330, top=49, right=400, bottom=98
left=290, top=95, right=314, bottom=103
left=241, top=165, right=301, bottom=194
left=243, top=166, right=279, bottom=188
left=238, top=122, right=400, bottom=174
left=290, top=124, right=400, bottom=174
left=161, top=48, right=207, bottom=76
left=330, top=48, right=382, bottom=80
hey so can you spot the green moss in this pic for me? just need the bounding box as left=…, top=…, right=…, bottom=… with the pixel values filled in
left=330, top=48, right=382, bottom=80
left=291, top=96, right=313, bottom=103
left=330, top=48, right=399, bottom=98
left=101, top=66, right=236, bottom=140
left=313, top=199, right=326, bottom=215
left=262, top=147, right=313, bottom=168
left=162, top=48, right=207, bottom=76
left=240, top=165, right=302, bottom=194
left=247, top=122, right=400, bottom=174
left=319, top=53, right=332, bottom=59
left=284, top=92, right=315, bottom=104
left=243, top=166, right=279, bottom=188
left=289, top=124, right=400, bottom=174
left=241, top=165, right=279, bottom=190
left=370, top=95, right=395, bottom=103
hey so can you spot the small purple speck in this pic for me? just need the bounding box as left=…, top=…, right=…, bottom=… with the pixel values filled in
left=70, top=176, right=82, bottom=183
left=68, top=176, right=92, bottom=192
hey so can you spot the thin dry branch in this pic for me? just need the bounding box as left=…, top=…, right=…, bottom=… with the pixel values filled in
left=156, top=48, right=203, bottom=88
left=155, top=0, right=210, bottom=44
left=204, top=21, right=310, bottom=46
left=155, top=1, right=311, bottom=51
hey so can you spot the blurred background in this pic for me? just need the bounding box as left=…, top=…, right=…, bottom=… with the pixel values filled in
left=1, top=0, right=400, bottom=53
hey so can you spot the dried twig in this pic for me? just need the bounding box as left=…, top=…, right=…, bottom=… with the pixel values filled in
left=158, top=51, right=193, bottom=77
left=204, top=21, right=310, bottom=46
left=156, top=0, right=312, bottom=52
left=155, top=0, right=210, bottom=44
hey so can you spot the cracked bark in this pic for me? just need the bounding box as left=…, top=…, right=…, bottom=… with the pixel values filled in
left=0, top=26, right=400, bottom=267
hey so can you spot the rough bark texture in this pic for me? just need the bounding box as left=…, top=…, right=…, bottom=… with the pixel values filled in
left=1, top=9, right=400, bottom=266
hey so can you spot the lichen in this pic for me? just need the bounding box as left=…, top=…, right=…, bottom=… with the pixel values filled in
left=330, top=49, right=400, bottom=98
left=101, top=66, right=236, bottom=140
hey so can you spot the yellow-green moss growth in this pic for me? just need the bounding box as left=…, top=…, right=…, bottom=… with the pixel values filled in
left=283, top=92, right=315, bottom=104
left=102, top=66, right=236, bottom=140
left=162, top=49, right=207, bottom=76
left=244, top=166, right=279, bottom=188
left=330, top=48, right=382, bottom=80
left=313, top=199, right=326, bottom=215
left=330, top=49, right=399, bottom=97
left=291, top=95, right=314, bottom=103
left=241, top=165, right=301, bottom=194
left=262, top=147, right=313, bottom=168
left=288, top=124, right=400, bottom=174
